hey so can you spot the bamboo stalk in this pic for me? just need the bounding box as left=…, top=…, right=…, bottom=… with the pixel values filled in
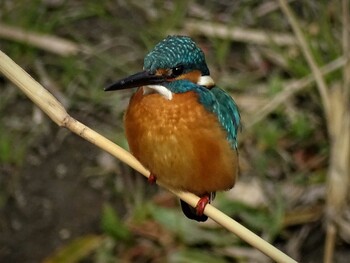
left=0, top=50, right=297, bottom=263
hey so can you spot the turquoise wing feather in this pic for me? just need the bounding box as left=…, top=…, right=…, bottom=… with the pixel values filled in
left=210, top=87, right=240, bottom=148
left=192, top=85, right=240, bottom=149
left=166, top=80, right=240, bottom=148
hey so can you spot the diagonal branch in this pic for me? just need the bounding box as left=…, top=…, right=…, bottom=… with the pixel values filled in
left=184, top=19, right=297, bottom=46
left=248, top=57, right=346, bottom=127
left=0, top=50, right=297, bottom=263
left=342, top=0, right=350, bottom=98
left=278, top=0, right=331, bottom=123
left=0, top=23, right=90, bottom=56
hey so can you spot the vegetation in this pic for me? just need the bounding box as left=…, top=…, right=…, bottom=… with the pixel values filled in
left=0, top=0, right=349, bottom=262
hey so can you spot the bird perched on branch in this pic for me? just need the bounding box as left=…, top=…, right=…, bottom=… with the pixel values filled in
left=105, top=35, right=240, bottom=222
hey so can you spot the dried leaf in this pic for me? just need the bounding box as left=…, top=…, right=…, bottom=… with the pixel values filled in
left=43, top=235, right=104, bottom=263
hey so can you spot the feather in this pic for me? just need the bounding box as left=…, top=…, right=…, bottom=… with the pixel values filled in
left=166, top=80, right=240, bottom=149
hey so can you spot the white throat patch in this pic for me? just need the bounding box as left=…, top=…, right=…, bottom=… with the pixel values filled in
left=197, top=75, right=215, bottom=87
left=143, top=85, right=173, bottom=100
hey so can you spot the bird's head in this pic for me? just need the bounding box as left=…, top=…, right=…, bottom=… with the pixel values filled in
left=105, top=36, right=215, bottom=100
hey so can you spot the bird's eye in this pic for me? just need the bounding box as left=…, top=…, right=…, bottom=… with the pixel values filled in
left=170, top=65, right=184, bottom=78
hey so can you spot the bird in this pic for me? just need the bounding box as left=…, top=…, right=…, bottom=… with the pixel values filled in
left=105, top=35, right=240, bottom=222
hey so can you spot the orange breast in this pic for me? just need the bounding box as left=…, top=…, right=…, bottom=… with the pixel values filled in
left=124, top=88, right=238, bottom=196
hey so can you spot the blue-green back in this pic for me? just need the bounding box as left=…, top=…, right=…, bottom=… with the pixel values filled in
left=209, top=87, right=240, bottom=148
left=165, top=80, right=240, bottom=149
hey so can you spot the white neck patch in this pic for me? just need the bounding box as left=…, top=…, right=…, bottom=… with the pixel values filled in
left=197, top=75, right=215, bottom=87
left=143, top=85, right=173, bottom=100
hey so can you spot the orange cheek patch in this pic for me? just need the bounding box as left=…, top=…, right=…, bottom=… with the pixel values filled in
left=156, top=69, right=201, bottom=84
left=175, top=70, right=201, bottom=83
left=155, top=69, right=169, bottom=76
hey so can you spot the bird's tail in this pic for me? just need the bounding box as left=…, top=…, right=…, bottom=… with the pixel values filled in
left=180, top=199, right=208, bottom=222
left=180, top=193, right=216, bottom=222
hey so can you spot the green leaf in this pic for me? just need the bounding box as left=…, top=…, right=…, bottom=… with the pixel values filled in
left=149, top=204, right=236, bottom=246
left=218, top=199, right=284, bottom=241
left=267, top=74, right=283, bottom=96
left=255, top=121, right=284, bottom=149
left=290, top=114, right=313, bottom=139
left=101, top=204, right=130, bottom=241
left=43, top=235, right=103, bottom=263
left=168, top=249, right=228, bottom=263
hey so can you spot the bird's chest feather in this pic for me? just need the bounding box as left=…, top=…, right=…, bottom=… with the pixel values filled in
left=124, top=88, right=238, bottom=195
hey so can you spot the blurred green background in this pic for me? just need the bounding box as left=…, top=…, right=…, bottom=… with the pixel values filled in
left=0, top=1, right=349, bottom=262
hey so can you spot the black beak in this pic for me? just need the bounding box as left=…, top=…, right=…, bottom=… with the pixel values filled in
left=105, top=71, right=165, bottom=91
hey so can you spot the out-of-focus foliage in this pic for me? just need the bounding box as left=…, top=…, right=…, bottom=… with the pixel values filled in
left=0, top=1, right=349, bottom=262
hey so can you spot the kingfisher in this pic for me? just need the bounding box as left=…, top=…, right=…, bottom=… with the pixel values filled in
left=105, top=36, right=240, bottom=222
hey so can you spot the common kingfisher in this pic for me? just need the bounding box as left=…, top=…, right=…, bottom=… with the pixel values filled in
left=105, top=36, right=240, bottom=222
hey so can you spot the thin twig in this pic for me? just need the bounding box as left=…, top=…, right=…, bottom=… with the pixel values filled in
left=0, top=23, right=91, bottom=56
left=324, top=224, right=336, bottom=263
left=0, top=50, right=298, bottom=263
left=324, top=1, right=350, bottom=260
left=342, top=0, right=350, bottom=99
left=278, top=0, right=331, bottom=122
left=247, top=56, right=346, bottom=127
left=183, top=19, right=297, bottom=46
left=35, top=61, right=70, bottom=108
left=278, top=2, right=350, bottom=262
left=254, top=0, right=296, bottom=18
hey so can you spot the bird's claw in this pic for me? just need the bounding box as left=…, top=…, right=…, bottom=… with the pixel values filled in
left=148, top=173, right=157, bottom=184
left=195, top=194, right=210, bottom=216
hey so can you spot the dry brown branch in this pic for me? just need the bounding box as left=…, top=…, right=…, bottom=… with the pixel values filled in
left=324, top=224, right=336, bottom=263
left=342, top=0, right=350, bottom=233
left=0, top=23, right=90, bottom=56
left=278, top=1, right=350, bottom=262
left=254, top=0, right=295, bottom=17
left=325, top=87, right=350, bottom=263
left=278, top=0, right=331, bottom=122
left=219, top=247, right=270, bottom=263
left=259, top=47, right=289, bottom=69
left=324, top=1, right=350, bottom=261
left=282, top=206, right=323, bottom=227
left=247, top=56, right=346, bottom=127
left=35, top=61, right=69, bottom=108
left=183, top=19, right=297, bottom=46
left=0, top=50, right=297, bottom=263
left=342, top=0, right=350, bottom=100
left=327, top=86, right=350, bottom=209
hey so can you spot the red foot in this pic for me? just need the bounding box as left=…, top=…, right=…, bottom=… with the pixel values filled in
left=195, top=194, right=210, bottom=216
left=148, top=173, right=157, bottom=184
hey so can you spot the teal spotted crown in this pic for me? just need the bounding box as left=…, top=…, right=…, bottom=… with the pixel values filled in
left=143, top=35, right=210, bottom=76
